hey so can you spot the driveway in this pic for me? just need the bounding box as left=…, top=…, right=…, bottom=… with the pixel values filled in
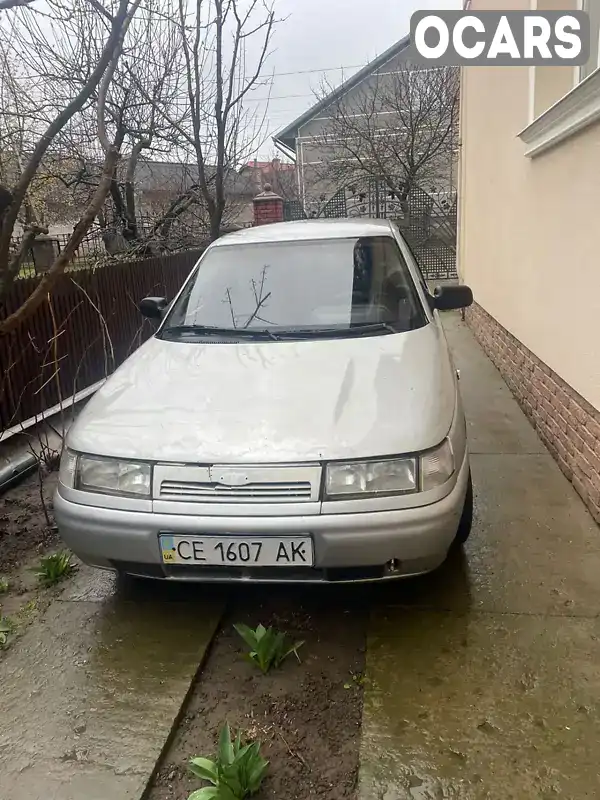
left=359, top=313, right=600, bottom=798
left=3, top=313, right=600, bottom=800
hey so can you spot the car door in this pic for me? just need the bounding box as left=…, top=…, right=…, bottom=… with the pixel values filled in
left=389, top=222, right=459, bottom=380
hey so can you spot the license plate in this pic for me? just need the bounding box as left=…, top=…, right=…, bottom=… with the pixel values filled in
left=159, top=535, right=314, bottom=567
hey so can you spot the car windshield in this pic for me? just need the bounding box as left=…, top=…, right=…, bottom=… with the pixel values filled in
left=159, top=235, right=427, bottom=339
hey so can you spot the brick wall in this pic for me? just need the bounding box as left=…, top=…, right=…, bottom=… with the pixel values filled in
left=467, top=302, right=600, bottom=523
left=253, top=198, right=284, bottom=226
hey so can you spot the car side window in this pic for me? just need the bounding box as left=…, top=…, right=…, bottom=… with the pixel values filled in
left=351, top=236, right=425, bottom=327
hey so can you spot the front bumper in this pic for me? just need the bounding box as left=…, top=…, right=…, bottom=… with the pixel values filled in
left=53, top=453, right=469, bottom=583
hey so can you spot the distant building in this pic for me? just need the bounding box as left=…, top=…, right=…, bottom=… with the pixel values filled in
left=239, top=159, right=297, bottom=198
left=273, top=36, right=457, bottom=217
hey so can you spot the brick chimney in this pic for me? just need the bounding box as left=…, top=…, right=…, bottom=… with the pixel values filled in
left=253, top=183, right=284, bottom=226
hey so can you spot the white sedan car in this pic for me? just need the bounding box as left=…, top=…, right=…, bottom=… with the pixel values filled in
left=55, top=219, right=473, bottom=583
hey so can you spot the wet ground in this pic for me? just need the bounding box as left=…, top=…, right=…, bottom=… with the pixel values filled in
left=0, top=467, right=59, bottom=573
left=1, top=313, right=600, bottom=799
left=148, top=586, right=368, bottom=800
left=0, top=569, right=224, bottom=800
left=358, top=316, right=600, bottom=799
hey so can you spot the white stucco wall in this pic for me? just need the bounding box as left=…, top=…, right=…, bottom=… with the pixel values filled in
left=458, top=0, right=600, bottom=411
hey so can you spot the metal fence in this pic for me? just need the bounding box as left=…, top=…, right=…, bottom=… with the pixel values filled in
left=0, top=248, right=204, bottom=432
left=10, top=216, right=210, bottom=278
left=284, top=182, right=458, bottom=281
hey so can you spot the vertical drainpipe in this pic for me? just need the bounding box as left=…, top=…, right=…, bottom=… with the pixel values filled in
left=294, top=137, right=302, bottom=201
left=456, top=63, right=467, bottom=290
left=298, top=138, right=307, bottom=212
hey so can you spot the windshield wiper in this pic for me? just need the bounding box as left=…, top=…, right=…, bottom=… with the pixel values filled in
left=160, top=325, right=281, bottom=340
left=351, top=322, right=399, bottom=334
left=274, top=322, right=399, bottom=339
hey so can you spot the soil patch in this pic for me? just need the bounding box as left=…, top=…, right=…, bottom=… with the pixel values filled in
left=147, top=584, right=369, bottom=800
left=0, top=470, right=58, bottom=575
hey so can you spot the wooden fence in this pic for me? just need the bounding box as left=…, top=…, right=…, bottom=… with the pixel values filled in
left=0, top=249, right=204, bottom=432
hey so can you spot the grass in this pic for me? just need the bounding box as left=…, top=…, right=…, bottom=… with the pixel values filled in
left=0, top=578, right=9, bottom=594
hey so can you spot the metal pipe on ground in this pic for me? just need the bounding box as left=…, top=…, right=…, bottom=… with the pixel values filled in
left=0, top=451, right=39, bottom=495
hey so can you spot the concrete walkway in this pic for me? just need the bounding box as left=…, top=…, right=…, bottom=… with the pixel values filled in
left=0, top=569, right=223, bottom=800
left=359, top=314, right=600, bottom=799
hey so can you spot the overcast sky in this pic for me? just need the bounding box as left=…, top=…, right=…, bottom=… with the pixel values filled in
left=248, top=0, right=462, bottom=159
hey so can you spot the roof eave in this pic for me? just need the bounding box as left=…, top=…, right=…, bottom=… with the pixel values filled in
left=272, top=34, right=411, bottom=152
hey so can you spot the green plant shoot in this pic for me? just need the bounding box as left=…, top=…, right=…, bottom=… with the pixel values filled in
left=188, top=722, right=269, bottom=799
left=34, top=551, right=76, bottom=587
left=234, top=623, right=304, bottom=673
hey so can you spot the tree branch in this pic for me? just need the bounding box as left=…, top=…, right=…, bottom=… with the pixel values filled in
left=0, top=0, right=132, bottom=302
left=0, top=147, right=120, bottom=335
left=0, top=0, right=34, bottom=10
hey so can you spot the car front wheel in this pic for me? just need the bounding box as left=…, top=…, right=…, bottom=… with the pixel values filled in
left=453, top=470, right=473, bottom=545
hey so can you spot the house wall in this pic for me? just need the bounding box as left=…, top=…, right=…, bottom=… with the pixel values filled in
left=459, top=0, right=600, bottom=520
left=294, top=49, right=456, bottom=209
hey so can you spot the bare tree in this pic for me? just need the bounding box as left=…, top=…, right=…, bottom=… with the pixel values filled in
left=0, top=0, right=146, bottom=334
left=272, top=164, right=298, bottom=201
left=149, top=0, right=277, bottom=242
left=311, top=65, right=459, bottom=211
left=80, top=0, right=278, bottom=252
left=97, top=2, right=183, bottom=248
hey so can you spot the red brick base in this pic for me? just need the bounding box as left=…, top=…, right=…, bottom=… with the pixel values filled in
left=466, top=303, right=600, bottom=523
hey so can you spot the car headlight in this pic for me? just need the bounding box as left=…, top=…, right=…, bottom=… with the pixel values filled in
left=324, top=439, right=455, bottom=499
left=58, top=448, right=78, bottom=489
left=325, top=457, right=417, bottom=499
left=59, top=449, right=151, bottom=497
left=420, top=439, right=455, bottom=491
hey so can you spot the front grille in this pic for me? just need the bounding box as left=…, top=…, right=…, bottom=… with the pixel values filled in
left=153, top=463, right=322, bottom=505
left=159, top=479, right=313, bottom=503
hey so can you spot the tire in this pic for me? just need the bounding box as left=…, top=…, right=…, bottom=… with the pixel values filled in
left=115, top=570, right=151, bottom=598
left=453, top=470, right=473, bottom=545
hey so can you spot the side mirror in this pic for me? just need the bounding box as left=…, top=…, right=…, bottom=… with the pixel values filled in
left=139, top=296, right=167, bottom=319
left=431, top=284, right=473, bottom=311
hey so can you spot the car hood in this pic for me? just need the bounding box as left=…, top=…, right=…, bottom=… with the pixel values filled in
left=68, top=324, right=457, bottom=462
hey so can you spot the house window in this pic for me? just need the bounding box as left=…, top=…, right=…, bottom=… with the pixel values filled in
left=520, top=0, right=600, bottom=156
left=580, top=0, right=600, bottom=81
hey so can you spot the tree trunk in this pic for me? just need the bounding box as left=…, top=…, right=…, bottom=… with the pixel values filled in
left=209, top=205, right=224, bottom=241
left=124, top=180, right=139, bottom=240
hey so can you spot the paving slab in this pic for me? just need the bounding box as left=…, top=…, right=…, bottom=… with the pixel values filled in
left=359, top=314, right=600, bottom=799
left=379, top=453, right=600, bottom=618
left=360, top=611, right=600, bottom=800
left=443, top=314, right=547, bottom=456
left=0, top=568, right=224, bottom=800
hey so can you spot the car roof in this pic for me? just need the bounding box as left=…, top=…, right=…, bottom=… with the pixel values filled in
left=212, top=218, right=394, bottom=247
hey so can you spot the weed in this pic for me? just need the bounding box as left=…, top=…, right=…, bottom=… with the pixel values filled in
left=188, top=722, right=268, bottom=799
left=234, top=623, right=304, bottom=674
left=0, top=578, right=8, bottom=594
left=343, top=670, right=366, bottom=690
left=0, top=614, right=14, bottom=649
left=16, top=598, right=38, bottom=624
left=34, top=551, right=76, bottom=587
